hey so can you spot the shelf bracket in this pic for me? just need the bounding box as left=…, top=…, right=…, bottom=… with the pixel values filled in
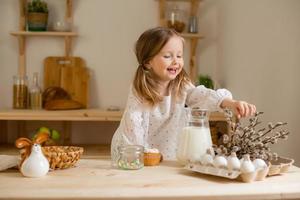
left=17, top=121, right=26, bottom=139
left=65, top=0, right=73, bottom=57
left=158, top=0, right=166, bottom=26
left=190, top=38, right=198, bottom=83
left=65, top=36, right=72, bottom=57
left=19, top=0, right=26, bottom=31
left=65, top=0, right=73, bottom=25
left=190, top=0, right=200, bottom=16
left=62, top=121, right=72, bottom=145
left=18, top=36, right=26, bottom=76
left=0, top=121, right=8, bottom=144
left=18, top=0, right=27, bottom=76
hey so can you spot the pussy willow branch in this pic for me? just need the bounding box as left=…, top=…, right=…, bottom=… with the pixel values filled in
left=217, top=110, right=289, bottom=161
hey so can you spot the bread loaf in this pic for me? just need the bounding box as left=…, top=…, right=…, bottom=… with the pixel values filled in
left=44, top=99, right=84, bottom=110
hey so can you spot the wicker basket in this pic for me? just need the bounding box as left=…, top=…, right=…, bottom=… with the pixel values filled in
left=42, top=146, right=84, bottom=170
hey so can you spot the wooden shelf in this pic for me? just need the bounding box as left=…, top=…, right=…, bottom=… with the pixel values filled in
left=0, top=109, right=123, bottom=121
left=162, top=0, right=203, bottom=1
left=156, top=0, right=203, bottom=2
left=180, top=33, right=204, bottom=39
left=0, top=108, right=226, bottom=122
left=10, top=31, right=78, bottom=37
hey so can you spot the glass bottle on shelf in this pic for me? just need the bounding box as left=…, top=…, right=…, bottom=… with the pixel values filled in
left=188, top=15, right=198, bottom=33
left=177, top=108, right=213, bottom=165
left=29, top=72, right=42, bottom=110
left=166, top=4, right=186, bottom=33
left=13, top=75, right=28, bottom=109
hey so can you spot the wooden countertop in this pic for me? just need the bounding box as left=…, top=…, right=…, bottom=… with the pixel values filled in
left=0, top=156, right=300, bottom=200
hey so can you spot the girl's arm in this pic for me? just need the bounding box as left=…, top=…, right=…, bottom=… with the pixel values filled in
left=220, top=98, right=256, bottom=119
left=186, top=84, right=256, bottom=118
left=186, top=85, right=233, bottom=112
left=120, top=87, right=147, bottom=146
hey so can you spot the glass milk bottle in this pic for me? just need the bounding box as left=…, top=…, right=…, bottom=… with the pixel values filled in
left=29, top=72, right=42, bottom=109
left=177, top=108, right=212, bottom=164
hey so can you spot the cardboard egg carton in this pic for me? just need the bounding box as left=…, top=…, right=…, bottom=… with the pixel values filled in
left=184, top=163, right=269, bottom=183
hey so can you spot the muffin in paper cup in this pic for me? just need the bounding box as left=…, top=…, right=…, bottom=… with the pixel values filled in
left=144, top=148, right=162, bottom=166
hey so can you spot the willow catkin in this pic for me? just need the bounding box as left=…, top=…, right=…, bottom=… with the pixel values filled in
left=214, top=110, right=290, bottom=161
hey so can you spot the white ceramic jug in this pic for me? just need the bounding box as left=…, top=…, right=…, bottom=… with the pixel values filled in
left=21, top=144, right=49, bottom=177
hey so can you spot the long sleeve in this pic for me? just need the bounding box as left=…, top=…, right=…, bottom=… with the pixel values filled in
left=185, top=84, right=233, bottom=111
left=110, top=86, right=148, bottom=166
left=120, top=88, right=147, bottom=146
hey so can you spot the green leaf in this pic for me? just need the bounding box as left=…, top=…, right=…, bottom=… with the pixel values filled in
left=51, top=129, right=60, bottom=140
left=198, top=75, right=214, bottom=89
left=27, top=0, right=48, bottom=13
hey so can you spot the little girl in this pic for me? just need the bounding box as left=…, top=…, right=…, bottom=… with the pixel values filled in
left=111, top=27, right=256, bottom=165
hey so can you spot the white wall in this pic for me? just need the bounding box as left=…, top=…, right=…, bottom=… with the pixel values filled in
left=0, top=0, right=299, bottom=165
left=216, top=0, right=300, bottom=165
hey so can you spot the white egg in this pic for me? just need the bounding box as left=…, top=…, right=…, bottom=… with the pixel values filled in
left=240, top=155, right=255, bottom=174
left=201, top=154, right=214, bottom=166
left=227, top=153, right=241, bottom=171
left=213, top=156, right=228, bottom=168
left=253, top=158, right=267, bottom=169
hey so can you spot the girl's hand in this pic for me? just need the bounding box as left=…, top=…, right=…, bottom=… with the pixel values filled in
left=221, top=98, right=256, bottom=119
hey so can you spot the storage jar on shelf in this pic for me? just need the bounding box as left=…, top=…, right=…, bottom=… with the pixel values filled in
left=13, top=75, right=29, bottom=109
left=29, top=72, right=42, bottom=110
left=166, top=4, right=186, bottom=33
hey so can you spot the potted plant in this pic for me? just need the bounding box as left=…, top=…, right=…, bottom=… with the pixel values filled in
left=27, top=0, right=48, bottom=31
left=198, top=75, right=214, bottom=89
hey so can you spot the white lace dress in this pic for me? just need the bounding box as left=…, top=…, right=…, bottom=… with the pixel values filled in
left=110, top=84, right=232, bottom=165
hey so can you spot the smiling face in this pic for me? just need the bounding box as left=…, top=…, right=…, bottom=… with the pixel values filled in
left=133, top=27, right=188, bottom=105
left=147, top=36, right=184, bottom=84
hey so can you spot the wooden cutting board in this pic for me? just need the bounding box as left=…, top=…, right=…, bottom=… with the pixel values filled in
left=44, top=57, right=89, bottom=107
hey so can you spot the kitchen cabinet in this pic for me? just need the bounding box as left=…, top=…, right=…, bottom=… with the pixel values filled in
left=158, top=0, right=204, bottom=83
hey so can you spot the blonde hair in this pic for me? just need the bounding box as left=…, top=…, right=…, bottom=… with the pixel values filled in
left=133, top=27, right=190, bottom=107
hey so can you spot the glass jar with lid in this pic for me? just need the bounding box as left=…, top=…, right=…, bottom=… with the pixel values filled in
left=117, top=145, right=144, bottom=170
left=166, top=4, right=186, bottom=33
left=177, top=108, right=213, bottom=164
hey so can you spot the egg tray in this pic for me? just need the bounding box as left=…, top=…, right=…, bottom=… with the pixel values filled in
left=185, top=156, right=294, bottom=183
left=268, top=157, right=294, bottom=176
left=185, top=163, right=269, bottom=182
